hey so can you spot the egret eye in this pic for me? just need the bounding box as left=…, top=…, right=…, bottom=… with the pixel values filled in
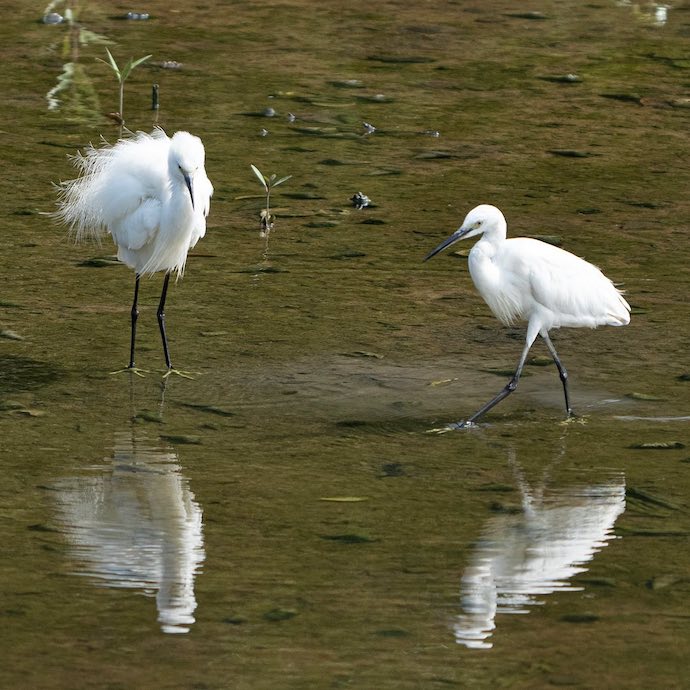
left=474, top=220, right=483, bottom=229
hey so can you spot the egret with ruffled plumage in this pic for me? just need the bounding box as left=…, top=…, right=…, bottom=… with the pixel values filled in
left=57, top=128, right=213, bottom=377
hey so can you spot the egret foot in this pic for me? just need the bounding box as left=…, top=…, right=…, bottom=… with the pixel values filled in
left=446, top=420, right=478, bottom=431
left=110, top=366, right=149, bottom=378
left=162, top=368, right=199, bottom=380
left=560, top=414, right=588, bottom=427
left=425, top=420, right=477, bottom=434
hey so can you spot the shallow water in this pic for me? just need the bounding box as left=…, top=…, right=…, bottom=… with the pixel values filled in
left=2, top=1, right=690, bottom=688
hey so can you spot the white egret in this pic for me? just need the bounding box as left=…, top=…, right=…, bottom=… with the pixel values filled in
left=424, top=204, right=630, bottom=427
left=56, top=128, right=213, bottom=376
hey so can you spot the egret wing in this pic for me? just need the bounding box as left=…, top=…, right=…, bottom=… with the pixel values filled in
left=524, top=240, right=628, bottom=327
left=111, top=195, right=162, bottom=250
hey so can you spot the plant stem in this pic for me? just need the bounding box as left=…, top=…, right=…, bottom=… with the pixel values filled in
left=119, top=80, right=124, bottom=136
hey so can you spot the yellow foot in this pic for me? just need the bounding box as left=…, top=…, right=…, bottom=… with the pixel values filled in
left=425, top=420, right=478, bottom=434
left=162, top=368, right=199, bottom=380
left=560, top=414, right=588, bottom=426
left=110, top=367, right=149, bottom=378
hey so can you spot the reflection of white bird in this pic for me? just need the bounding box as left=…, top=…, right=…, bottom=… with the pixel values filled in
left=425, top=204, right=630, bottom=427
left=53, top=432, right=205, bottom=634
left=453, top=461, right=626, bottom=649
left=56, top=129, right=213, bottom=376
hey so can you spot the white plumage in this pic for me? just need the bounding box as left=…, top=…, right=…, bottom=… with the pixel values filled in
left=56, top=128, right=213, bottom=375
left=425, top=204, right=630, bottom=426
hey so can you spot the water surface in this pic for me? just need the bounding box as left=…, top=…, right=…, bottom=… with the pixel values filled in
left=1, top=1, right=689, bottom=688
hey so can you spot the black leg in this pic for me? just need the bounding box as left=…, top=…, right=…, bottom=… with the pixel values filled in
left=157, top=272, right=172, bottom=370
left=449, top=337, right=534, bottom=429
left=129, top=275, right=140, bottom=369
left=542, top=332, right=573, bottom=417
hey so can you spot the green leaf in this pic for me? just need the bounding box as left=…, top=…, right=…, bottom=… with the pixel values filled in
left=101, top=47, right=120, bottom=79
left=130, top=54, right=152, bottom=70
left=272, top=175, right=292, bottom=187
left=119, top=54, right=152, bottom=82
left=250, top=164, right=268, bottom=190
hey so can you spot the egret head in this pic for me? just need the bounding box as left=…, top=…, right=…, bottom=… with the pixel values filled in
left=169, top=131, right=206, bottom=210
left=424, top=204, right=506, bottom=261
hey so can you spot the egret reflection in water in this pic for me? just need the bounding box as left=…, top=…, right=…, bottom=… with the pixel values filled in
left=453, top=446, right=626, bottom=649
left=53, top=430, right=205, bottom=634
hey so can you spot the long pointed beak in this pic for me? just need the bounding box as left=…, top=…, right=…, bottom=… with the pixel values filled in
left=183, top=173, right=195, bottom=210
left=423, top=228, right=468, bottom=262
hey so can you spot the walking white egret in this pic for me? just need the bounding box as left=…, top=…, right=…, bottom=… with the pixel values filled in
left=56, top=128, right=213, bottom=377
left=424, top=204, right=630, bottom=428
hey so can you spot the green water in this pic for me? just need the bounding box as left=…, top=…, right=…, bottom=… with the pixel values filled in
left=1, top=1, right=689, bottom=687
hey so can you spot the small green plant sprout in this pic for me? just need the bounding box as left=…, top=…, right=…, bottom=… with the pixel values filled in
left=250, top=164, right=291, bottom=237
left=98, top=47, right=152, bottom=134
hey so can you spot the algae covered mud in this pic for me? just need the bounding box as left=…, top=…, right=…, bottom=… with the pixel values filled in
left=1, top=1, right=689, bottom=688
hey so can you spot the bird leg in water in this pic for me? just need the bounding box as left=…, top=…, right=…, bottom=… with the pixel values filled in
left=110, top=275, right=148, bottom=377
left=129, top=275, right=140, bottom=368
left=157, top=272, right=172, bottom=370
left=541, top=332, right=573, bottom=417
left=156, top=273, right=196, bottom=379
left=447, top=333, right=575, bottom=429
left=447, top=338, right=533, bottom=430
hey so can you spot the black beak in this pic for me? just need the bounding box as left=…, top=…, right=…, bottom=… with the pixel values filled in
left=423, top=228, right=468, bottom=262
left=183, top=173, right=195, bottom=210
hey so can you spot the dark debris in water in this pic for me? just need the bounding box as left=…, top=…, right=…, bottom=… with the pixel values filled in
left=78, top=256, right=120, bottom=268
left=160, top=434, right=202, bottom=445
left=236, top=265, right=288, bottom=274
left=600, top=93, right=642, bottom=104
left=340, top=350, right=383, bottom=358
left=375, top=628, right=410, bottom=638
left=474, top=483, right=515, bottom=493
left=489, top=501, right=523, bottom=515
left=626, top=487, right=681, bottom=511
left=133, top=410, right=163, bottom=424
left=351, top=192, right=371, bottom=209
left=177, top=402, right=235, bottom=417
left=263, top=608, right=298, bottom=622
left=0, top=355, right=62, bottom=393
left=629, top=441, right=685, bottom=450
left=367, top=54, right=436, bottom=64
left=114, top=12, right=151, bottom=20
left=539, top=74, right=582, bottom=83
left=646, top=574, right=686, bottom=591
left=559, top=613, right=600, bottom=623
left=379, top=462, right=406, bottom=478
left=222, top=615, right=247, bottom=625
left=28, top=523, right=59, bottom=533
left=548, top=149, right=595, bottom=158
left=320, top=533, right=377, bottom=544
left=329, top=79, right=365, bottom=89
left=330, top=250, right=367, bottom=260
left=505, top=11, right=548, bottom=20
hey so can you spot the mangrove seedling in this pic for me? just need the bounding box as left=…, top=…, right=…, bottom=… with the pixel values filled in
left=98, top=47, right=152, bottom=134
left=250, top=164, right=291, bottom=237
